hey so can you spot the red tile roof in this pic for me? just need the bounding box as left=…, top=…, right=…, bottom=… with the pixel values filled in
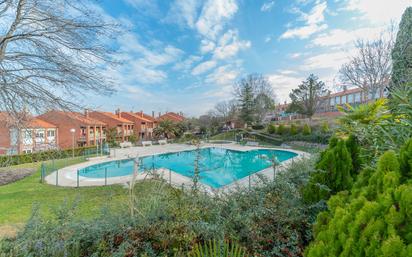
left=158, top=112, right=185, bottom=122
left=0, top=112, right=57, bottom=128
left=90, top=111, right=133, bottom=124
left=49, top=111, right=106, bottom=126
left=135, top=111, right=157, bottom=122
left=121, top=112, right=152, bottom=123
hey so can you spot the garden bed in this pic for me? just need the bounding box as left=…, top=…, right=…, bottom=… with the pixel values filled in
left=0, top=167, right=36, bottom=186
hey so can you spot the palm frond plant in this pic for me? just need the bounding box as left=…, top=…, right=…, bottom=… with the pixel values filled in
left=188, top=240, right=247, bottom=257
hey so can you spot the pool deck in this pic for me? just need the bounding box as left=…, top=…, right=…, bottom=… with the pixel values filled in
left=45, top=142, right=310, bottom=192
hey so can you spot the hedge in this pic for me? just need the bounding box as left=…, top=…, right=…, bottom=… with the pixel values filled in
left=0, top=146, right=102, bottom=167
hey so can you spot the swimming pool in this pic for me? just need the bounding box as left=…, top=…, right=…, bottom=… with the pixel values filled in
left=79, top=147, right=298, bottom=188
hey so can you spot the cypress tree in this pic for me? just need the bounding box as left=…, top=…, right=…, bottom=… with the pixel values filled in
left=391, top=7, right=412, bottom=88
left=345, top=135, right=363, bottom=175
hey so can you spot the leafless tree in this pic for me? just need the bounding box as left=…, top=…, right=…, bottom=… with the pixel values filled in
left=0, top=0, right=117, bottom=118
left=214, top=99, right=237, bottom=122
left=339, top=30, right=395, bottom=100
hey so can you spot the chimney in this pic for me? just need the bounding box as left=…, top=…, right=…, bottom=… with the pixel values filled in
left=140, top=110, right=143, bottom=118
left=152, top=111, right=155, bottom=118
left=115, top=108, right=121, bottom=118
left=84, top=109, right=89, bottom=118
left=158, top=112, right=161, bottom=118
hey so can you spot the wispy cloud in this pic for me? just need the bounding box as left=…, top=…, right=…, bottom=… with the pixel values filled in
left=191, top=60, right=217, bottom=75
left=261, top=1, right=276, bottom=12
left=279, top=1, right=328, bottom=39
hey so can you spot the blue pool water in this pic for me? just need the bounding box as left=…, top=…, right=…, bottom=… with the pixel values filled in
left=79, top=147, right=297, bottom=188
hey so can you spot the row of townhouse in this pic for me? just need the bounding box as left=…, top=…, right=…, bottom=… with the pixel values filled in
left=0, top=110, right=184, bottom=155
left=271, top=87, right=388, bottom=121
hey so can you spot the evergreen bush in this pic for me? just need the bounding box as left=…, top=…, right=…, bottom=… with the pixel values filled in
left=290, top=123, right=298, bottom=135
left=321, top=121, right=329, bottom=133
left=277, top=124, right=286, bottom=135
left=267, top=123, right=276, bottom=134
left=302, top=124, right=311, bottom=135
left=306, top=140, right=412, bottom=257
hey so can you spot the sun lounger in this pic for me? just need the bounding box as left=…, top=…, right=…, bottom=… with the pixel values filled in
left=158, top=139, right=167, bottom=145
left=120, top=142, right=132, bottom=148
left=142, top=141, right=153, bottom=147
left=246, top=141, right=259, bottom=147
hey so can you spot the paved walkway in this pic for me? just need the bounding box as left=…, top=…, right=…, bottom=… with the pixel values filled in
left=45, top=142, right=309, bottom=192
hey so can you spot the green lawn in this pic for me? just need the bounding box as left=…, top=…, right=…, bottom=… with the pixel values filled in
left=0, top=157, right=128, bottom=237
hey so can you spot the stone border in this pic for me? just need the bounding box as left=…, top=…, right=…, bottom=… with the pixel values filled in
left=45, top=143, right=309, bottom=191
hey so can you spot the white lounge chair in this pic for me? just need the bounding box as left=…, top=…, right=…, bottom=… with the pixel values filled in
left=120, top=142, right=132, bottom=148
left=158, top=139, right=167, bottom=145
left=142, top=141, right=153, bottom=147
left=246, top=141, right=259, bottom=147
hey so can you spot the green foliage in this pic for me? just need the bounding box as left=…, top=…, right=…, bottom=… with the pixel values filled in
left=105, top=127, right=118, bottom=147
left=302, top=124, right=311, bottom=135
left=288, top=74, right=329, bottom=119
left=400, top=139, right=412, bottom=181
left=303, top=139, right=353, bottom=203
left=321, top=121, right=329, bottom=133
left=306, top=140, right=412, bottom=257
left=391, top=7, right=412, bottom=88
left=153, top=120, right=183, bottom=139
left=290, top=123, right=298, bottom=135
left=345, top=135, right=363, bottom=175
left=127, top=132, right=138, bottom=145
left=0, top=146, right=99, bottom=167
left=0, top=158, right=319, bottom=257
left=267, top=123, right=276, bottom=134
left=189, top=240, right=247, bottom=257
left=277, top=124, right=286, bottom=135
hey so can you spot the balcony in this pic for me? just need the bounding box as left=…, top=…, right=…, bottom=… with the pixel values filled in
left=78, top=135, right=87, bottom=142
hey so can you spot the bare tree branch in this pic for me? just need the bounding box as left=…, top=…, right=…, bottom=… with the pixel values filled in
left=0, top=0, right=118, bottom=118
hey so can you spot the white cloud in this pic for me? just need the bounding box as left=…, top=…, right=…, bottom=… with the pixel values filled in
left=344, top=0, right=411, bottom=24
left=289, top=52, right=302, bottom=59
left=191, top=60, right=217, bottom=75
left=200, top=39, right=216, bottom=53
left=310, top=27, right=384, bottom=48
left=195, top=0, right=238, bottom=40
left=205, top=65, right=239, bottom=86
left=165, top=0, right=200, bottom=28
left=173, top=55, right=202, bottom=71
left=261, top=1, right=276, bottom=12
left=280, top=1, right=328, bottom=39
left=115, top=32, right=184, bottom=85
left=268, top=73, right=303, bottom=103
left=213, top=30, right=251, bottom=59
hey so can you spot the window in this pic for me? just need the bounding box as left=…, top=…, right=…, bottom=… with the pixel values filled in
left=347, top=94, right=354, bottom=103
left=47, top=130, right=55, bottom=137
left=330, top=97, right=335, bottom=106
left=335, top=96, right=340, bottom=105
left=23, top=149, right=32, bottom=154
left=341, top=95, right=347, bottom=104
left=35, top=130, right=44, bottom=138
left=354, top=92, right=361, bottom=102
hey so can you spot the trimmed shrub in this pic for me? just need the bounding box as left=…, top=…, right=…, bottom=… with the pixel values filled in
left=251, top=124, right=265, bottom=130
left=290, top=123, right=298, bottom=135
left=399, top=139, right=412, bottom=181
left=277, top=124, right=286, bottom=135
left=321, top=121, right=329, bottom=133
left=302, top=124, right=311, bottom=135
left=267, top=124, right=276, bottom=134
left=0, top=146, right=100, bottom=167
left=303, top=139, right=353, bottom=203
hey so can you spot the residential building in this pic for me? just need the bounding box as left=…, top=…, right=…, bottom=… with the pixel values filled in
left=157, top=112, right=185, bottom=122
left=38, top=110, right=106, bottom=149
left=88, top=110, right=134, bottom=142
left=271, top=87, right=388, bottom=121
left=121, top=111, right=156, bottom=140
left=0, top=112, right=58, bottom=155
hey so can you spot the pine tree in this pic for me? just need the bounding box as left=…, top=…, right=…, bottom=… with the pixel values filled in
left=239, top=82, right=255, bottom=126
left=399, top=138, right=412, bottom=181
left=391, top=7, right=412, bottom=88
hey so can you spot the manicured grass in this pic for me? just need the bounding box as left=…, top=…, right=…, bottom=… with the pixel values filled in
left=0, top=157, right=128, bottom=236
left=210, top=130, right=238, bottom=141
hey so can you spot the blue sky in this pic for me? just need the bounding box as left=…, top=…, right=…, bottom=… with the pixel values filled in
left=89, top=0, right=411, bottom=116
